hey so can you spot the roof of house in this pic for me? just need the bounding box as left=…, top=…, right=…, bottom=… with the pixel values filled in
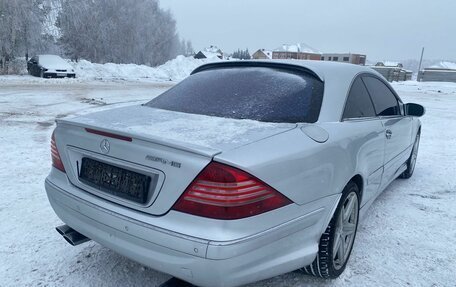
left=429, top=61, right=456, bottom=70
left=197, top=51, right=222, bottom=59
left=254, top=49, right=273, bottom=59
left=322, top=53, right=366, bottom=57
left=204, top=46, right=222, bottom=54
left=273, top=43, right=320, bottom=54
left=377, top=61, right=403, bottom=67
left=195, top=46, right=223, bottom=59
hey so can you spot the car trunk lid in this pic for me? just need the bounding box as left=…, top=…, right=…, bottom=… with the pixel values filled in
left=54, top=105, right=295, bottom=215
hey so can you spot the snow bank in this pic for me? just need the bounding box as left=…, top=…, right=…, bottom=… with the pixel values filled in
left=1, top=55, right=219, bottom=82
left=73, top=55, right=219, bottom=81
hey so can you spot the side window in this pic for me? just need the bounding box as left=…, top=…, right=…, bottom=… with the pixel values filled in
left=343, top=77, right=376, bottom=119
left=362, top=76, right=400, bottom=116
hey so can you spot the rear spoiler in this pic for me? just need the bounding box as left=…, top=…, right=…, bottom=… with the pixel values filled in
left=56, top=118, right=222, bottom=158
left=192, top=60, right=324, bottom=82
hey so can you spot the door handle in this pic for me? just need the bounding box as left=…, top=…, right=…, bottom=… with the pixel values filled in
left=386, top=129, right=392, bottom=139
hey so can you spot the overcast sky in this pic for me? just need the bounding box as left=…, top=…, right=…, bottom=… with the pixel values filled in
left=160, top=0, right=455, bottom=61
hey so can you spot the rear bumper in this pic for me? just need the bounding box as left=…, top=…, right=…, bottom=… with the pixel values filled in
left=45, top=177, right=339, bottom=287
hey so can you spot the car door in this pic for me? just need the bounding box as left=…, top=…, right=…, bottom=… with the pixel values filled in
left=362, top=76, right=413, bottom=189
left=341, top=77, right=385, bottom=206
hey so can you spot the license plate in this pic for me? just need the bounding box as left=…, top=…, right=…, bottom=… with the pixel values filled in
left=79, top=158, right=151, bottom=204
left=57, top=73, right=66, bottom=77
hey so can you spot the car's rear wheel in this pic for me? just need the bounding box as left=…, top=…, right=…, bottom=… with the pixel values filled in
left=400, top=132, right=420, bottom=179
left=300, top=182, right=359, bottom=278
left=40, top=70, right=44, bottom=78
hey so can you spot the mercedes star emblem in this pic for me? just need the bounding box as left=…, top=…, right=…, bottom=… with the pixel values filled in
left=100, top=139, right=110, bottom=154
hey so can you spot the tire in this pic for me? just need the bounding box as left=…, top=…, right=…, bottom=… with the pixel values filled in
left=40, top=70, right=44, bottom=78
left=400, top=132, right=421, bottom=179
left=300, top=182, right=360, bottom=278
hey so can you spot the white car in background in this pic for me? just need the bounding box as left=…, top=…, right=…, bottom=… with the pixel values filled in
left=27, top=55, right=76, bottom=78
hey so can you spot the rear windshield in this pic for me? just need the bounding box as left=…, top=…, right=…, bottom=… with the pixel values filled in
left=146, top=66, right=324, bottom=123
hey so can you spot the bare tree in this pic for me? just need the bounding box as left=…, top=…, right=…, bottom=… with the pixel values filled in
left=58, top=0, right=187, bottom=66
left=0, top=0, right=53, bottom=74
left=185, top=40, right=194, bottom=56
left=0, top=0, right=189, bottom=73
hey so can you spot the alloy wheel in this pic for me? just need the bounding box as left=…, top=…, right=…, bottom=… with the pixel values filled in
left=333, top=191, right=359, bottom=270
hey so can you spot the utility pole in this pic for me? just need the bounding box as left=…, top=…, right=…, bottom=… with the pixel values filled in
left=417, top=47, right=425, bottom=82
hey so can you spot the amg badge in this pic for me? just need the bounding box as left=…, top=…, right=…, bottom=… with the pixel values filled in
left=145, top=155, right=181, bottom=168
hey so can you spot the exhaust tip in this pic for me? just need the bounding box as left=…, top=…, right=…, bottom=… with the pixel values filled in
left=63, top=233, right=77, bottom=246
left=56, top=225, right=73, bottom=236
left=56, top=224, right=91, bottom=246
left=63, top=235, right=74, bottom=246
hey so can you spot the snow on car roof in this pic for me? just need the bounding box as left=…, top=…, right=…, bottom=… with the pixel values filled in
left=38, top=54, right=70, bottom=66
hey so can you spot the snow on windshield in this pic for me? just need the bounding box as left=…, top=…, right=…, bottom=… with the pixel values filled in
left=39, top=55, right=70, bottom=67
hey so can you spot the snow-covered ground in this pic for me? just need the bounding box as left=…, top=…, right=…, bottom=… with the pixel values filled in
left=1, top=78, right=455, bottom=287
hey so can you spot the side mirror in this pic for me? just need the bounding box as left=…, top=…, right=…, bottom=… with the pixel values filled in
left=405, top=103, right=425, bottom=117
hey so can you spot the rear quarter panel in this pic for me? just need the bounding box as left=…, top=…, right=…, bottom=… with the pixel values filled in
left=216, top=122, right=385, bottom=208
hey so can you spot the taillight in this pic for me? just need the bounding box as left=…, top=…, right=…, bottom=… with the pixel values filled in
left=172, top=162, right=292, bottom=220
left=51, top=131, right=65, bottom=173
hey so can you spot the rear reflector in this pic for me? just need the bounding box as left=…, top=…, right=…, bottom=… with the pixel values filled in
left=172, top=162, right=292, bottom=220
left=51, top=131, right=65, bottom=173
left=85, top=128, right=132, bottom=142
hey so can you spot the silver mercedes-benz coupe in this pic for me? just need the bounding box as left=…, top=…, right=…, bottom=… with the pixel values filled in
left=45, top=60, right=424, bottom=287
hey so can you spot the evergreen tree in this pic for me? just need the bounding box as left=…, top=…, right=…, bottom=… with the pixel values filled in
left=245, top=49, right=251, bottom=60
left=232, top=48, right=251, bottom=60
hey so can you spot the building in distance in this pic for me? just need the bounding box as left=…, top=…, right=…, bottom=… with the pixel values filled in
left=194, top=46, right=224, bottom=60
left=321, top=53, right=366, bottom=65
left=252, top=49, right=273, bottom=60
left=418, top=62, right=456, bottom=83
left=272, top=43, right=321, bottom=61
left=371, top=61, right=412, bottom=82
